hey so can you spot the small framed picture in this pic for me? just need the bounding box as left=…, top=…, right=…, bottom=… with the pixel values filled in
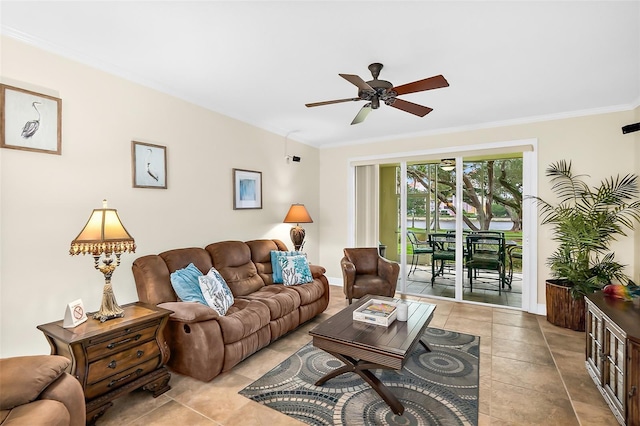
left=0, top=84, right=62, bottom=155
left=132, top=141, right=167, bottom=189
left=233, top=168, right=262, bottom=209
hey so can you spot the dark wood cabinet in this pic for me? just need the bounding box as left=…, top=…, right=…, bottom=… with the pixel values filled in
left=38, top=302, right=172, bottom=424
left=629, top=340, right=640, bottom=424
left=585, top=292, right=640, bottom=426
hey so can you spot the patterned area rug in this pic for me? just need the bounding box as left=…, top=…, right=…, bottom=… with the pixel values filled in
left=239, top=328, right=479, bottom=426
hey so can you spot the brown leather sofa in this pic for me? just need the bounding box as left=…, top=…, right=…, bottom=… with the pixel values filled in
left=341, top=247, right=400, bottom=304
left=0, top=355, right=86, bottom=426
left=132, top=239, right=330, bottom=382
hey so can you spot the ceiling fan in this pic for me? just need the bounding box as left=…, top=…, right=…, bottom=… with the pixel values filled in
left=305, top=63, right=449, bottom=125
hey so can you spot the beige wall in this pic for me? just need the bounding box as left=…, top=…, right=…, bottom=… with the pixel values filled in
left=319, top=110, right=639, bottom=311
left=0, top=36, right=320, bottom=357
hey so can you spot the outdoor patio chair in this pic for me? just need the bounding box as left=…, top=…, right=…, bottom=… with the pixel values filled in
left=465, top=234, right=506, bottom=294
left=407, top=231, right=433, bottom=276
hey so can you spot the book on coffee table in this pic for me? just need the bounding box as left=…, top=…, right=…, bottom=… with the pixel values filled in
left=353, top=299, right=397, bottom=326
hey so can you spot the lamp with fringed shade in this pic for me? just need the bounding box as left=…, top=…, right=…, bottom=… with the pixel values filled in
left=70, top=200, right=136, bottom=322
left=283, top=204, right=313, bottom=251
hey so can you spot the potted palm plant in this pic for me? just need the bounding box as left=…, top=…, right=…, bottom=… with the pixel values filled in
left=533, top=160, right=640, bottom=331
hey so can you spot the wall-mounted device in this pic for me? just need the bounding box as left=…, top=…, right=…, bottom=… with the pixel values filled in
left=622, top=122, right=640, bottom=134
left=285, top=155, right=301, bottom=163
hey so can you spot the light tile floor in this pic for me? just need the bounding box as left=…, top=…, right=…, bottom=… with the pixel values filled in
left=97, top=286, right=618, bottom=425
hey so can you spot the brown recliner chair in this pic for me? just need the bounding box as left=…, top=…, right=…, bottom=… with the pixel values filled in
left=0, top=355, right=86, bottom=426
left=341, top=247, right=400, bottom=304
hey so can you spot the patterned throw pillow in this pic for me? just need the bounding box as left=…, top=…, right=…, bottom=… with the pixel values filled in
left=278, top=254, right=313, bottom=286
left=270, top=250, right=306, bottom=283
left=170, top=263, right=208, bottom=305
left=198, top=267, right=235, bottom=315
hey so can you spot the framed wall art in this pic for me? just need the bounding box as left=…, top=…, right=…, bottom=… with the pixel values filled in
left=233, top=168, right=262, bottom=209
left=132, top=141, right=167, bottom=189
left=0, top=84, right=62, bottom=155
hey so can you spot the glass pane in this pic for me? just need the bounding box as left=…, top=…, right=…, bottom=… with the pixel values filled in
left=462, top=157, right=523, bottom=307
left=403, top=163, right=455, bottom=299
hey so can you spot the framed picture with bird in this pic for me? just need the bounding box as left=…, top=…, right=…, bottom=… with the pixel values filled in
left=0, top=84, right=62, bottom=155
left=132, top=141, right=167, bottom=189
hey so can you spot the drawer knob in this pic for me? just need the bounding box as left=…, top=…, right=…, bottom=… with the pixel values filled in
left=137, top=350, right=144, bottom=358
left=630, top=385, right=637, bottom=398
left=107, top=360, right=117, bottom=369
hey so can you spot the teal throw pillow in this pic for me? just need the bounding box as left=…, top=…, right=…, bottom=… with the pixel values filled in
left=278, top=254, right=313, bottom=286
left=270, top=250, right=305, bottom=283
left=198, top=267, right=234, bottom=315
left=170, top=263, right=207, bottom=305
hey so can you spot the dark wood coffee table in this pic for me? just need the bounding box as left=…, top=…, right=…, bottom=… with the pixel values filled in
left=309, top=294, right=436, bottom=415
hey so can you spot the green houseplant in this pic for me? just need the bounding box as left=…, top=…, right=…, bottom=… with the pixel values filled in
left=533, top=160, right=640, bottom=331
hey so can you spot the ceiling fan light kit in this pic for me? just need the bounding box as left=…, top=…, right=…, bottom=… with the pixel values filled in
left=440, top=158, right=456, bottom=172
left=305, top=62, right=448, bottom=125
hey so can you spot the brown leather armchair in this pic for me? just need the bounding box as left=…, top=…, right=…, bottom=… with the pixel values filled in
left=341, top=247, right=400, bottom=304
left=0, top=355, right=86, bottom=426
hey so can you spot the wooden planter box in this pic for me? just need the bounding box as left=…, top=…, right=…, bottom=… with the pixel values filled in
left=545, top=279, right=585, bottom=331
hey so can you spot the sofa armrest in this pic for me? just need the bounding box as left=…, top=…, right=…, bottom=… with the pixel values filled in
left=39, top=373, right=86, bottom=426
left=158, top=301, right=220, bottom=323
left=0, top=355, right=70, bottom=410
left=309, top=264, right=326, bottom=279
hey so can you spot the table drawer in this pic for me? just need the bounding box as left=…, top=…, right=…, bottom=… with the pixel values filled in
left=86, top=340, right=160, bottom=384
left=86, top=321, right=160, bottom=360
left=85, top=357, right=160, bottom=399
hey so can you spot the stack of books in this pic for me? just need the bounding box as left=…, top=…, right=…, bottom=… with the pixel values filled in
left=353, top=299, right=398, bottom=326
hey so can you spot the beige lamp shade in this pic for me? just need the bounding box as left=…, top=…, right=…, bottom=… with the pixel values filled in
left=283, top=204, right=313, bottom=224
left=70, top=200, right=136, bottom=256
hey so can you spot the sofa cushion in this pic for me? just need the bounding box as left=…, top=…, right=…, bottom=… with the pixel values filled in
left=206, top=241, right=264, bottom=296
left=217, top=299, right=271, bottom=344
left=160, top=247, right=213, bottom=276
left=246, top=239, right=289, bottom=284
left=0, top=356, right=70, bottom=410
left=132, top=254, right=176, bottom=305
left=170, top=263, right=207, bottom=305
left=198, top=267, right=234, bottom=315
left=285, top=279, right=327, bottom=306
left=238, top=285, right=301, bottom=320
left=279, top=255, right=313, bottom=285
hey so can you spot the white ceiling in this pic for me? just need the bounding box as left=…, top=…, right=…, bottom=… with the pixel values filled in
left=1, top=1, right=639, bottom=148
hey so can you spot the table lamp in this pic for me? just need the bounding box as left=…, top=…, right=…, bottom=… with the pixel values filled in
left=283, top=204, right=313, bottom=251
left=69, top=200, right=136, bottom=322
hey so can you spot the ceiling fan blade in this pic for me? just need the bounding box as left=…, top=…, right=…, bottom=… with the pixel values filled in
left=351, top=103, right=372, bottom=125
left=392, top=75, right=449, bottom=96
left=339, top=74, right=373, bottom=92
left=389, top=98, right=433, bottom=117
left=305, top=97, right=361, bottom=108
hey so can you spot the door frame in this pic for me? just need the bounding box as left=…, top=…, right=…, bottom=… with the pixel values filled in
left=347, top=138, right=539, bottom=313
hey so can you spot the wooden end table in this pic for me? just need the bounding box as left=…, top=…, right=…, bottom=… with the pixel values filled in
left=309, top=295, right=436, bottom=415
left=37, top=302, right=172, bottom=424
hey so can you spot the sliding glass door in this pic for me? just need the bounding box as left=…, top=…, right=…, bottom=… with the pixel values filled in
left=460, top=157, right=523, bottom=308
left=369, top=151, right=527, bottom=309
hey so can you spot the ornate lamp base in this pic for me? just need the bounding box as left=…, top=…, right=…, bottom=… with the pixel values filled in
left=290, top=226, right=306, bottom=251
left=94, top=281, right=125, bottom=322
